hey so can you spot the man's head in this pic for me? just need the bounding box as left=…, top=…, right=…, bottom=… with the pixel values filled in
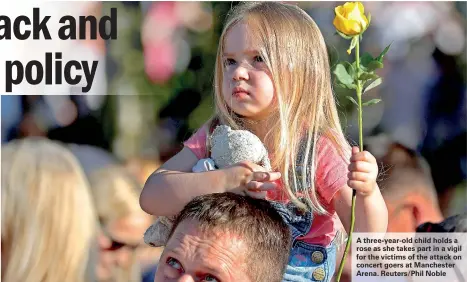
left=154, top=193, right=291, bottom=282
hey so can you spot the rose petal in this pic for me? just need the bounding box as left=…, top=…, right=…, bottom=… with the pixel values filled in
left=360, top=15, right=369, bottom=30
left=357, top=2, right=365, bottom=15
left=333, top=12, right=351, bottom=34
left=347, top=3, right=362, bottom=22
left=349, top=19, right=363, bottom=35
left=342, top=2, right=356, bottom=17
left=335, top=6, right=345, bottom=17
left=344, top=19, right=362, bottom=35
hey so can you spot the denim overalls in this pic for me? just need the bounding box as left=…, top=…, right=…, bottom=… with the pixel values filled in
left=271, top=139, right=338, bottom=282
left=271, top=201, right=338, bottom=282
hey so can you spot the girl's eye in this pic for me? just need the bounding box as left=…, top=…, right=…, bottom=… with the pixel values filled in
left=203, top=274, right=220, bottom=282
left=254, top=55, right=264, bottom=63
left=167, top=257, right=183, bottom=271
left=224, top=58, right=236, bottom=66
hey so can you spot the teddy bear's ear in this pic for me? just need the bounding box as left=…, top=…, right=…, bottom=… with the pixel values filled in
left=211, top=125, right=219, bottom=136
left=210, top=127, right=219, bottom=140
left=212, top=125, right=230, bottom=137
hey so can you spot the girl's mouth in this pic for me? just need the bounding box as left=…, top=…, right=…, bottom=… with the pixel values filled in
left=232, top=87, right=250, bottom=99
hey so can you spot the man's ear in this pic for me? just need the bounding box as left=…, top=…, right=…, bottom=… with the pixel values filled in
left=406, top=193, right=443, bottom=226
left=388, top=198, right=418, bottom=231
left=386, top=193, right=423, bottom=231
left=411, top=200, right=423, bottom=228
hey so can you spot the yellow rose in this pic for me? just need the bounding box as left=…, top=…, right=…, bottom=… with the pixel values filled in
left=333, top=2, right=369, bottom=36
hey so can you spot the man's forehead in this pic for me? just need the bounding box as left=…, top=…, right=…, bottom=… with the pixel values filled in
left=165, top=219, right=251, bottom=280
left=172, top=219, right=247, bottom=245
left=167, top=220, right=250, bottom=265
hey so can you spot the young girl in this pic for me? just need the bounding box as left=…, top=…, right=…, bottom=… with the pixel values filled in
left=140, top=2, right=388, bottom=281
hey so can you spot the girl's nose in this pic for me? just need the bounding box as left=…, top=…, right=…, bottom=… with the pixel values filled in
left=233, top=65, right=249, bottom=81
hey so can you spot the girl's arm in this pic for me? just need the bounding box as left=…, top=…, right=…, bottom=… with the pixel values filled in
left=334, top=183, right=388, bottom=234
left=333, top=147, right=388, bottom=234
left=140, top=147, right=230, bottom=216
left=140, top=147, right=280, bottom=216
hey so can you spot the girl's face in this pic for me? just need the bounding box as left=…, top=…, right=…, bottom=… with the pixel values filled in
left=222, top=22, right=275, bottom=120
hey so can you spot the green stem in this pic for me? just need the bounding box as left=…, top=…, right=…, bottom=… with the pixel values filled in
left=336, top=37, right=362, bottom=282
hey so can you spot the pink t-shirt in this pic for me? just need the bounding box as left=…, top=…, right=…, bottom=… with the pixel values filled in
left=183, top=125, right=349, bottom=246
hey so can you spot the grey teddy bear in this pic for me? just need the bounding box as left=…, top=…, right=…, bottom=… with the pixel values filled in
left=143, top=125, right=271, bottom=247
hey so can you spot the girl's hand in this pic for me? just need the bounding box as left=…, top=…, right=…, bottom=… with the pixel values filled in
left=347, top=147, right=378, bottom=197
left=224, top=161, right=281, bottom=199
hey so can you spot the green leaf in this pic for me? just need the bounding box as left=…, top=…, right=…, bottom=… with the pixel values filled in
left=360, top=53, right=374, bottom=67
left=337, top=82, right=356, bottom=90
left=367, top=60, right=384, bottom=71
left=335, top=30, right=353, bottom=40
left=363, top=78, right=383, bottom=94
left=359, top=72, right=379, bottom=81
left=362, top=98, right=381, bottom=106
left=354, top=61, right=367, bottom=73
left=343, top=62, right=356, bottom=80
left=377, top=43, right=392, bottom=62
left=333, top=63, right=354, bottom=86
left=346, top=96, right=359, bottom=107
left=347, top=36, right=358, bottom=55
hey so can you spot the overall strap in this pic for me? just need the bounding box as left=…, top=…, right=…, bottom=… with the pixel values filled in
left=290, top=137, right=315, bottom=192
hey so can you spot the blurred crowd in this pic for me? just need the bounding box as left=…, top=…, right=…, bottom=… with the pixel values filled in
left=1, top=1, right=466, bottom=282
left=1, top=137, right=163, bottom=282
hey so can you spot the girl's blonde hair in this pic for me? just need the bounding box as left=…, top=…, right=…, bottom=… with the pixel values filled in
left=213, top=2, right=351, bottom=212
left=88, top=166, right=145, bottom=282
left=1, top=137, right=98, bottom=282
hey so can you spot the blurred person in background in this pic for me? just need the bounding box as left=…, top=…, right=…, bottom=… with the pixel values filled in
left=123, top=158, right=162, bottom=282
left=69, top=143, right=119, bottom=178
left=420, top=48, right=467, bottom=216
left=88, top=166, right=156, bottom=282
left=366, top=136, right=444, bottom=231
left=1, top=138, right=99, bottom=282
left=125, top=157, right=162, bottom=187
left=2, top=96, right=47, bottom=141
left=4, top=95, right=109, bottom=149
left=1, top=95, right=23, bottom=143
left=156, top=88, right=202, bottom=162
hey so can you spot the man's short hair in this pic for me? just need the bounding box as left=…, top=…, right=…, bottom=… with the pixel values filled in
left=169, top=192, right=291, bottom=282
left=417, top=213, right=467, bottom=233
left=364, top=137, right=438, bottom=202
